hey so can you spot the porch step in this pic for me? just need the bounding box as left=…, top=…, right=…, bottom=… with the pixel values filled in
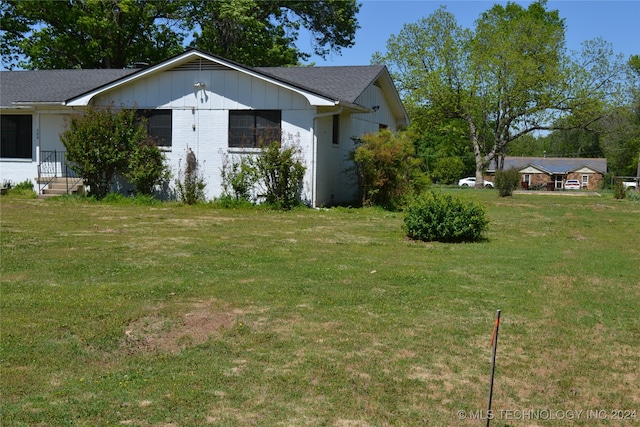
left=37, top=177, right=84, bottom=199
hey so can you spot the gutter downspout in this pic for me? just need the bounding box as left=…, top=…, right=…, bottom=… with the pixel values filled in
left=311, top=104, right=343, bottom=208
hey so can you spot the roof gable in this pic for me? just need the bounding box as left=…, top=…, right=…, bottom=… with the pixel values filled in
left=67, top=50, right=340, bottom=107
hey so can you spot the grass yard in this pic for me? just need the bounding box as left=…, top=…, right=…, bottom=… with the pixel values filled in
left=1, top=190, right=639, bottom=426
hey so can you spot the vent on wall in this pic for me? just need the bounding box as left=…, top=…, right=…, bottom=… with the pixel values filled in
left=169, top=58, right=229, bottom=72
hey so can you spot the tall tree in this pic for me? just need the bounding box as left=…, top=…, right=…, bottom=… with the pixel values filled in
left=1, top=0, right=186, bottom=69
left=1, top=0, right=360, bottom=69
left=375, top=1, right=626, bottom=187
left=186, top=0, right=360, bottom=66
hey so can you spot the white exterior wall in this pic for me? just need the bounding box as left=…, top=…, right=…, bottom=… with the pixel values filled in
left=314, top=82, right=403, bottom=206
left=93, top=68, right=316, bottom=201
left=0, top=110, right=75, bottom=187
left=2, top=61, right=406, bottom=205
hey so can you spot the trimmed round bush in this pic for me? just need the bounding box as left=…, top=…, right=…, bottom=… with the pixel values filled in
left=404, top=192, right=488, bottom=242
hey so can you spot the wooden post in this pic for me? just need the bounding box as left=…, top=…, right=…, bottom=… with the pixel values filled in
left=486, top=310, right=501, bottom=427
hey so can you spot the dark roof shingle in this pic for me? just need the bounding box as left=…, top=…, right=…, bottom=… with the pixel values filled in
left=255, top=65, right=386, bottom=105
left=491, top=156, right=607, bottom=174
left=0, top=69, right=139, bottom=106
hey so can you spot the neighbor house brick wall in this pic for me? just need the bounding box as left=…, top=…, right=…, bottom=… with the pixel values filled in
left=566, top=173, right=604, bottom=190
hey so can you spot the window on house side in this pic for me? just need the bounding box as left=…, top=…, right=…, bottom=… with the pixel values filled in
left=332, top=115, right=340, bottom=145
left=1, top=115, right=32, bottom=159
left=137, top=110, right=172, bottom=147
left=229, top=110, right=281, bottom=148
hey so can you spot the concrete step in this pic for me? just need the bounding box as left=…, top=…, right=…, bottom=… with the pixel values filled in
left=37, top=177, right=84, bottom=198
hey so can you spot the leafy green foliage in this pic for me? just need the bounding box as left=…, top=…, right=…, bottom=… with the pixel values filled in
left=126, top=137, right=170, bottom=196
left=403, top=191, right=488, bottom=242
left=1, top=0, right=359, bottom=69
left=175, top=148, right=206, bottom=205
left=376, top=1, right=627, bottom=186
left=613, top=181, right=626, bottom=200
left=1, top=0, right=185, bottom=69
left=495, top=167, right=521, bottom=197
left=220, top=153, right=257, bottom=202
left=351, top=129, right=430, bottom=208
left=187, top=0, right=360, bottom=66
left=431, top=157, right=465, bottom=184
left=61, top=105, right=167, bottom=199
left=251, top=140, right=306, bottom=209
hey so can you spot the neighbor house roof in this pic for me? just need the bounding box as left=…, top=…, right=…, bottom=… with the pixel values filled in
left=488, top=156, right=607, bottom=174
left=0, top=69, right=139, bottom=107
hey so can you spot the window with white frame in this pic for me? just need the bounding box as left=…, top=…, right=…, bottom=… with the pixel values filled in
left=229, top=110, right=281, bottom=148
left=137, top=110, right=172, bottom=147
left=581, top=174, right=589, bottom=188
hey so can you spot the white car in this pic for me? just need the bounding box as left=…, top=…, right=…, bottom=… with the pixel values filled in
left=458, top=177, right=494, bottom=188
left=564, top=179, right=581, bottom=190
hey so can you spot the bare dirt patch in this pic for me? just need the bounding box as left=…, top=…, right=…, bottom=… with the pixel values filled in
left=120, top=299, right=235, bottom=354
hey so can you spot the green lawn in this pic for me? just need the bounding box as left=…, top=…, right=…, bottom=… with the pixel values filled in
left=1, top=190, right=639, bottom=426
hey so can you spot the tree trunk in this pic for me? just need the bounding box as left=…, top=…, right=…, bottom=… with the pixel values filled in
left=466, top=114, right=486, bottom=188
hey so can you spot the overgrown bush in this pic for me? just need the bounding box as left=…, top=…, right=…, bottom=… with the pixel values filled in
left=221, top=153, right=257, bottom=202
left=404, top=191, right=488, bottom=242
left=252, top=140, right=306, bottom=209
left=126, top=137, right=170, bottom=196
left=351, top=129, right=429, bottom=208
left=61, top=105, right=168, bottom=199
left=495, top=167, right=521, bottom=197
left=613, top=181, right=626, bottom=199
left=175, top=148, right=206, bottom=205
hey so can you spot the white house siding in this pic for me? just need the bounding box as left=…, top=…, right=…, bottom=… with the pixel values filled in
left=0, top=110, right=73, bottom=187
left=93, top=68, right=317, bottom=201
left=314, top=82, right=402, bottom=206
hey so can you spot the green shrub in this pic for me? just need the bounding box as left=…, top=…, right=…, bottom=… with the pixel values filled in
left=495, top=167, right=520, bottom=197
left=351, top=129, right=429, bottom=208
left=404, top=192, right=488, bottom=242
left=221, top=153, right=257, bottom=202
left=126, top=137, right=170, bottom=196
left=61, top=105, right=168, bottom=199
left=613, top=181, right=626, bottom=199
left=252, top=140, right=306, bottom=209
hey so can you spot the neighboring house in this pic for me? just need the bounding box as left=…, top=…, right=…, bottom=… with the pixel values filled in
left=1, top=49, right=408, bottom=206
left=488, top=156, right=607, bottom=190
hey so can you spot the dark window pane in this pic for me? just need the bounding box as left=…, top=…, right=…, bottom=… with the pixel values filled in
left=1, top=115, right=32, bottom=159
left=137, top=110, right=172, bottom=147
left=229, top=110, right=281, bottom=148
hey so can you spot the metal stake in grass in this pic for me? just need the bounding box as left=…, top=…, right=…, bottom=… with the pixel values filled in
left=486, top=309, right=501, bottom=427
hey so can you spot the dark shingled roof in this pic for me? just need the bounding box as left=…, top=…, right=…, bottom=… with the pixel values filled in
left=0, top=69, right=139, bottom=106
left=1, top=63, right=387, bottom=109
left=490, top=156, right=607, bottom=174
left=255, top=65, right=386, bottom=105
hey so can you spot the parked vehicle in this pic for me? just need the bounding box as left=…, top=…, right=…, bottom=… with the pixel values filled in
left=564, top=179, right=581, bottom=190
left=458, top=177, right=494, bottom=188
left=622, top=181, right=637, bottom=190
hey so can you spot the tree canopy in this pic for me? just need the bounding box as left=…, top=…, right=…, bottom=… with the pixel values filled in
left=0, top=0, right=360, bottom=69
left=374, top=0, right=628, bottom=185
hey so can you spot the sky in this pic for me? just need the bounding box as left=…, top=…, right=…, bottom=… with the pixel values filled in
left=303, top=0, right=640, bottom=66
